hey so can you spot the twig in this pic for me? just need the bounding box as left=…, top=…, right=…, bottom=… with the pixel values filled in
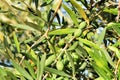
left=26, top=0, right=62, bottom=52
left=48, top=0, right=62, bottom=29
left=2, top=0, right=25, bottom=24
left=114, top=58, right=120, bottom=80
left=116, top=0, right=120, bottom=22
left=51, top=36, right=75, bottom=67
left=19, top=56, right=25, bottom=65
left=42, top=72, right=49, bottom=80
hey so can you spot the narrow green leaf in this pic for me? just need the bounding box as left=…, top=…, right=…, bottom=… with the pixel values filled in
left=62, top=3, right=79, bottom=27
left=0, top=10, right=8, bottom=13
left=13, top=32, right=20, bottom=53
left=66, top=51, right=75, bottom=77
left=78, top=38, right=115, bottom=68
left=92, top=62, right=110, bottom=80
left=79, top=40, right=112, bottom=76
left=45, top=0, right=52, bottom=4
left=21, top=52, right=37, bottom=65
left=75, top=48, right=84, bottom=58
left=113, top=41, right=120, bottom=47
left=47, top=9, right=52, bottom=22
left=25, top=22, right=42, bottom=32
left=113, top=26, right=120, bottom=36
left=6, top=70, right=18, bottom=80
left=107, top=22, right=120, bottom=35
left=45, top=54, right=56, bottom=66
left=78, top=38, right=99, bottom=49
left=38, top=53, right=46, bottom=80
left=85, top=47, right=107, bottom=69
left=108, top=46, right=120, bottom=58
left=95, top=77, right=104, bottom=80
left=45, top=67, right=71, bottom=77
left=11, top=5, right=27, bottom=12
left=24, top=61, right=36, bottom=79
left=26, top=45, right=37, bottom=60
left=49, top=28, right=77, bottom=35
left=55, top=12, right=61, bottom=25
left=11, top=60, right=33, bottom=80
left=103, top=8, right=118, bottom=15
left=11, top=24, right=40, bottom=32
left=68, top=41, right=78, bottom=51
left=70, top=0, right=89, bottom=24
left=101, top=49, right=115, bottom=68
left=97, top=28, right=106, bottom=45
left=36, top=9, right=41, bottom=18
left=0, top=68, right=7, bottom=77
left=37, top=57, right=40, bottom=79
left=41, top=0, right=53, bottom=7
left=34, top=0, right=39, bottom=9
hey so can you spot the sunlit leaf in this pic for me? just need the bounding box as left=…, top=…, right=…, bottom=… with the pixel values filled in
left=6, top=70, right=18, bottom=80
left=107, top=22, right=120, bottom=35
left=49, top=28, right=77, bottom=35
left=13, top=32, right=20, bottom=53
left=66, top=51, right=75, bottom=77
left=45, top=0, right=52, bottom=4
left=36, top=9, right=41, bottom=18
left=11, top=24, right=40, bottom=32
left=55, top=11, right=61, bottom=25
left=45, top=67, right=71, bottom=77
left=38, top=53, right=46, bottom=80
left=103, top=8, right=117, bottom=15
left=0, top=68, right=7, bottom=77
left=26, top=45, right=37, bottom=60
left=0, top=32, right=4, bottom=42
left=108, top=46, right=120, bottom=58
left=97, top=28, right=106, bottom=45
left=92, top=62, right=111, bottom=80
left=70, top=0, right=89, bottom=25
left=34, top=0, right=39, bottom=9
left=47, top=9, right=52, bottom=22
left=24, top=61, right=36, bottom=79
left=11, top=60, right=33, bottom=80
left=62, top=3, right=79, bottom=27
left=101, top=49, right=115, bottom=68
left=11, top=5, right=27, bottom=12
left=25, top=22, right=42, bottom=32
left=41, top=0, right=53, bottom=7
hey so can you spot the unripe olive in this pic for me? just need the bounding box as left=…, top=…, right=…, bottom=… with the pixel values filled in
left=71, top=53, right=79, bottom=61
left=107, top=22, right=114, bottom=28
left=79, top=62, right=87, bottom=70
left=68, top=41, right=78, bottom=51
left=88, top=73, right=94, bottom=79
left=79, top=21, right=87, bottom=29
left=62, top=58, right=69, bottom=65
left=87, top=32, right=94, bottom=40
left=58, top=39, right=65, bottom=47
left=56, top=60, right=64, bottom=70
left=45, top=55, right=56, bottom=66
left=56, top=77, right=64, bottom=80
left=74, top=29, right=82, bottom=37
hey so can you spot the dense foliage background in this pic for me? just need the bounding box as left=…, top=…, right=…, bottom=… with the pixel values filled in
left=0, top=0, right=120, bottom=80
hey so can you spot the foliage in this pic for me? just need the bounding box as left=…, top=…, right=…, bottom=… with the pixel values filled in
left=0, top=0, right=120, bottom=80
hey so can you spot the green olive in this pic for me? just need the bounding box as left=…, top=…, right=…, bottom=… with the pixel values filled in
left=68, top=41, right=78, bottom=51
left=45, top=55, right=56, bottom=66
left=78, top=21, right=87, bottom=29
left=74, top=29, right=82, bottom=37
left=71, top=53, right=79, bottom=61
left=79, top=62, right=87, bottom=70
left=87, top=32, right=94, bottom=40
left=56, top=60, right=64, bottom=70
left=58, top=39, right=65, bottom=47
